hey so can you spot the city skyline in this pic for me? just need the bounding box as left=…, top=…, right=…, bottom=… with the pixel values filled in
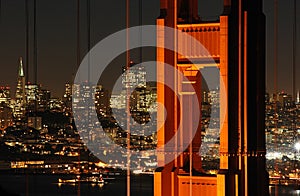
left=0, top=0, right=299, bottom=97
left=0, top=1, right=299, bottom=195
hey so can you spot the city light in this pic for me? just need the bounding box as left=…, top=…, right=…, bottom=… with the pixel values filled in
left=0, top=0, right=298, bottom=195
left=295, top=142, right=300, bottom=152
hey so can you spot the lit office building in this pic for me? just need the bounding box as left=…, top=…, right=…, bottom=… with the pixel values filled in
left=0, top=102, right=13, bottom=129
left=95, top=85, right=110, bottom=117
left=14, top=58, right=26, bottom=121
left=122, top=61, right=146, bottom=90
left=25, top=83, right=40, bottom=112
left=62, top=83, right=72, bottom=113
left=38, top=89, right=51, bottom=111
left=0, top=86, right=11, bottom=105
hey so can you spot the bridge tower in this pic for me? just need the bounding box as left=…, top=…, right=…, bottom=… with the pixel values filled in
left=154, top=0, right=268, bottom=195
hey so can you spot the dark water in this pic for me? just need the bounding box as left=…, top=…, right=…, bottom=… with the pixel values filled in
left=0, top=174, right=299, bottom=196
left=269, top=185, right=300, bottom=196
left=0, top=174, right=153, bottom=196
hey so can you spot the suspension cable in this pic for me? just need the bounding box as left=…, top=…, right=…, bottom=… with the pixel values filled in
left=87, top=0, right=90, bottom=82
left=139, top=0, right=142, bottom=194
left=34, top=0, right=37, bottom=86
left=77, top=0, right=81, bottom=69
left=24, top=1, right=30, bottom=195
left=25, top=0, right=29, bottom=85
left=139, top=0, right=142, bottom=64
left=273, top=0, right=279, bottom=194
left=126, top=0, right=131, bottom=195
left=77, top=1, right=81, bottom=195
left=292, top=0, right=298, bottom=184
left=292, top=0, right=296, bottom=102
left=0, top=0, right=2, bottom=23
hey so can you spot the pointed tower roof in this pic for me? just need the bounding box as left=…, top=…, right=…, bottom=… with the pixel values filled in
left=19, top=57, right=24, bottom=77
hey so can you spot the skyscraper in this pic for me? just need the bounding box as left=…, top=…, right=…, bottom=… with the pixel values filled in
left=0, top=102, right=13, bottom=129
left=14, top=57, right=26, bottom=121
left=122, top=61, right=146, bottom=90
left=25, top=83, right=40, bottom=112
left=63, top=83, right=72, bottom=113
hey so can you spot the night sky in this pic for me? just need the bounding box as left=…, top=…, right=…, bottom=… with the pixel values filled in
left=0, top=0, right=299, bottom=97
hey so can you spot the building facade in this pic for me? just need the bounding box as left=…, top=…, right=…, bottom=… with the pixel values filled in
left=14, top=57, right=26, bottom=121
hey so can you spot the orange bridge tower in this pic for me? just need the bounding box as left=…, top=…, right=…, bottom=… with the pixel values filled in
left=154, top=0, right=268, bottom=195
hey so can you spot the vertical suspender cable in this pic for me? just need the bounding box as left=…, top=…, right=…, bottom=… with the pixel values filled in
left=0, top=0, right=2, bottom=22
left=77, top=1, right=81, bottom=195
left=126, top=0, right=131, bottom=196
left=33, top=0, right=38, bottom=116
left=292, top=0, right=298, bottom=182
left=139, top=0, right=142, bottom=64
left=77, top=0, right=81, bottom=69
left=292, top=0, right=297, bottom=124
left=174, top=0, right=178, bottom=169
left=238, top=0, right=242, bottom=172
left=188, top=0, right=192, bottom=193
left=33, top=0, right=37, bottom=131
left=138, top=0, right=142, bottom=194
left=274, top=0, right=278, bottom=195
left=87, top=0, right=90, bottom=82
left=86, top=0, right=91, bottom=181
left=34, top=0, right=37, bottom=87
left=25, top=0, right=29, bottom=85
left=0, top=0, right=2, bottom=23
left=274, top=0, right=278, bottom=107
left=292, top=0, right=296, bottom=103
left=87, top=0, right=91, bottom=112
left=25, top=1, right=29, bottom=195
left=33, top=1, right=38, bottom=194
left=292, top=0, right=297, bottom=139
